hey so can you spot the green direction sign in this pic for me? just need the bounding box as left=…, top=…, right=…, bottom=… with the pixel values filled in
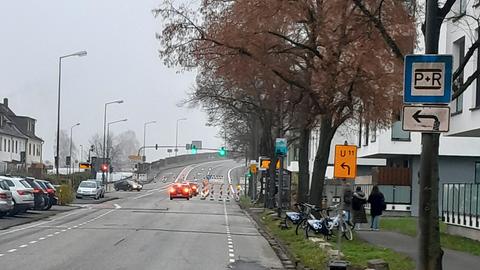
left=275, top=138, right=287, bottom=156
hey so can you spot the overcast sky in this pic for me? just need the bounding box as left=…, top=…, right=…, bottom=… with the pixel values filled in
left=0, top=0, right=222, bottom=162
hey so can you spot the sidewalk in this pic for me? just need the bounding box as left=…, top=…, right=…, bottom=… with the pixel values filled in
left=357, top=230, right=480, bottom=269
left=0, top=205, right=78, bottom=230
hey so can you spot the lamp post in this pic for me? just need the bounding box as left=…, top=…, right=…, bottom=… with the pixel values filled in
left=80, top=144, right=83, bottom=163
left=102, top=100, right=123, bottom=184
left=143, top=121, right=156, bottom=162
left=55, top=50, right=87, bottom=181
left=175, top=118, right=187, bottom=157
left=69, top=123, right=80, bottom=175
left=106, top=118, right=128, bottom=185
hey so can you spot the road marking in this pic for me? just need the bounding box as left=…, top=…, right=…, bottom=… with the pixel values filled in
left=61, top=229, right=67, bottom=232
left=29, top=240, right=37, bottom=244
left=7, top=249, right=16, bottom=253
left=114, top=203, right=121, bottom=209
left=229, top=253, right=234, bottom=257
left=54, top=232, right=60, bottom=235
left=47, top=234, right=53, bottom=237
left=230, top=259, right=235, bottom=263
left=0, top=254, right=4, bottom=257
left=19, top=244, right=28, bottom=248
left=38, top=237, right=45, bottom=240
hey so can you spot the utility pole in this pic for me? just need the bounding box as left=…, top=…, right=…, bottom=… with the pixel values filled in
left=419, top=1, right=443, bottom=269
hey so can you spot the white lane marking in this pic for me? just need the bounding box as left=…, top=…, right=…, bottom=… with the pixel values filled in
left=229, top=248, right=234, bottom=252
left=47, top=234, right=53, bottom=237
left=61, top=229, right=67, bottom=232
left=29, top=240, right=37, bottom=244
left=67, top=227, right=72, bottom=230
left=7, top=249, right=17, bottom=253
left=114, top=204, right=121, bottom=209
left=229, top=253, right=234, bottom=257
left=229, top=259, right=235, bottom=263
left=0, top=208, right=87, bottom=237
left=224, top=198, right=236, bottom=264
left=54, top=232, right=60, bottom=235
left=0, top=254, right=4, bottom=257
left=38, top=237, right=45, bottom=240
left=19, top=244, right=28, bottom=248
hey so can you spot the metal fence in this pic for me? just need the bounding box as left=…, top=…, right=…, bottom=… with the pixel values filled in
left=355, top=184, right=412, bottom=204
left=442, top=183, right=480, bottom=229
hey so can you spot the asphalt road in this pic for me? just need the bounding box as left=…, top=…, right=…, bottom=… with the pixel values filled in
left=0, top=160, right=283, bottom=270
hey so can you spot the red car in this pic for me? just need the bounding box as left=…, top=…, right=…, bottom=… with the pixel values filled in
left=187, top=182, right=199, bottom=197
left=169, top=183, right=191, bottom=200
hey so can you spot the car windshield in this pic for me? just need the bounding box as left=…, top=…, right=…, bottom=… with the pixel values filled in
left=79, top=182, right=96, bottom=188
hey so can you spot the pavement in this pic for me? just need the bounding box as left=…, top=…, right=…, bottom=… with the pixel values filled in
left=357, top=230, right=480, bottom=269
left=0, top=206, right=78, bottom=230
left=0, top=159, right=284, bottom=270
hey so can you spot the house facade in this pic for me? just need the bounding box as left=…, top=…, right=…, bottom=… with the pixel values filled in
left=0, top=98, right=43, bottom=173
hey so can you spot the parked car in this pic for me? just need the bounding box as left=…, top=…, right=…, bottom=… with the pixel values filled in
left=76, top=180, right=102, bottom=200
left=114, top=179, right=142, bottom=191
left=169, top=183, right=191, bottom=200
left=0, top=176, right=34, bottom=215
left=24, top=177, right=49, bottom=210
left=95, top=180, right=105, bottom=198
left=187, top=182, right=199, bottom=197
left=0, top=179, right=14, bottom=217
left=36, top=180, right=58, bottom=209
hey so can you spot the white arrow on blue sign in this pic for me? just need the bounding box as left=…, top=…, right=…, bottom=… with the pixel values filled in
left=404, top=54, right=453, bottom=104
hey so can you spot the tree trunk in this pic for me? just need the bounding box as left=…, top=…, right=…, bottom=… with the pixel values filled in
left=297, top=127, right=310, bottom=203
left=309, top=116, right=336, bottom=207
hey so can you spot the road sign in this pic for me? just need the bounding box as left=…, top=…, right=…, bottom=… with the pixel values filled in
left=275, top=138, right=288, bottom=156
left=404, top=54, right=453, bottom=104
left=79, top=162, right=91, bottom=169
left=259, top=157, right=280, bottom=171
left=128, top=155, right=142, bottom=161
left=402, top=105, right=450, bottom=132
left=250, top=164, right=258, bottom=174
left=334, top=145, right=357, bottom=179
left=191, top=140, right=202, bottom=149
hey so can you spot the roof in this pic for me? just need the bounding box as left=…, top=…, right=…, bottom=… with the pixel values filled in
left=0, top=116, right=29, bottom=140
left=0, top=101, right=43, bottom=142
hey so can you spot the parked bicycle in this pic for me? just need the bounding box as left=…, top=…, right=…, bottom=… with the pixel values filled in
left=304, top=204, right=353, bottom=241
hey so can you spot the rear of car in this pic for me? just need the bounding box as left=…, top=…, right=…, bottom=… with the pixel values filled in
left=76, top=181, right=101, bottom=200
left=37, top=180, right=58, bottom=209
left=0, top=176, right=34, bottom=214
left=24, top=178, right=48, bottom=210
left=169, top=183, right=191, bottom=200
left=95, top=180, right=105, bottom=198
left=0, top=180, right=14, bottom=217
left=188, top=182, right=199, bottom=196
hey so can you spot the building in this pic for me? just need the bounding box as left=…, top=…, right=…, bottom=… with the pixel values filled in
left=0, top=98, right=43, bottom=173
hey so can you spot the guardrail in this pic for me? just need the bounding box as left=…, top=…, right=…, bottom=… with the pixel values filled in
left=442, top=183, right=480, bottom=229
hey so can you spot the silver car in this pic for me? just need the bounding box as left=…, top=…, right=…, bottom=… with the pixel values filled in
left=76, top=180, right=102, bottom=200
left=0, top=176, right=34, bottom=214
left=0, top=179, right=14, bottom=217
left=95, top=180, right=105, bottom=198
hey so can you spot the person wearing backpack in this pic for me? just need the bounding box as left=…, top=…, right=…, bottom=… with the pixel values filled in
left=351, top=186, right=367, bottom=230
left=368, top=185, right=386, bottom=231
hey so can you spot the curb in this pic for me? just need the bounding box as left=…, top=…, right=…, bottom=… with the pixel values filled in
left=240, top=206, right=306, bottom=270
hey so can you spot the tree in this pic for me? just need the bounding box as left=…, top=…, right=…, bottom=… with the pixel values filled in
left=154, top=0, right=413, bottom=207
left=112, top=130, right=140, bottom=170
left=53, top=129, right=77, bottom=167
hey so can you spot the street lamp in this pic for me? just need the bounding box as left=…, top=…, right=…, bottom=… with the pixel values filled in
left=55, top=50, right=87, bottom=180
left=106, top=118, right=127, bottom=188
left=69, top=123, right=80, bottom=174
left=102, top=100, right=124, bottom=183
left=143, top=121, right=157, bottom=161
left=80, top=144, right=83, bottom=163
left=175, top=118, right=187, bottom=157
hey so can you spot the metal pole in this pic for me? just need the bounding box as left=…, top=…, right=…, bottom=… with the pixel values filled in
left=419, top=1, right=443, bottom=268
left=277, top=155, right=284, bottom=217
left=80, top=145, right=83, bottom=163
left=56, top=57, right=62, bottom=180
left=102, top=103, right=107, bottom=184
left=143, top=123, right=147, bottom=158
left=69, top=125, right=73, bottom=175
left=175, top=120, right=179, bottom=157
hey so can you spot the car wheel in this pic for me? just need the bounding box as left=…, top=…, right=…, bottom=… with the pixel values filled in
left=0, top=212, right=6, bottom=218
left=115, top=187, right=119, bottom=191
left=128, top=186, right=133, bottom=191
left=187, top=197, right=190, bottom=200
left=42, top=197, right=51, bottom=210
left=170, top=197, right=173, bottom=200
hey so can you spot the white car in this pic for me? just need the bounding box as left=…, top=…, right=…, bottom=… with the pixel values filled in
left=0, top=176, right=34, bottom=215
left=76, top=180, right=102, bottom=200
left=0, top=180, right=14, bottom=217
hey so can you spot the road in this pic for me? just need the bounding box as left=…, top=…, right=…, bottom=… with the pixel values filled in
left=0, top=160, right=283, bottom=270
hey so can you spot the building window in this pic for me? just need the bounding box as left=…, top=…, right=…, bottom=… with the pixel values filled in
left=8, top=139, right=10, bottom=152
left=3, top=138, right=6, bottom=152
left=370, top=123, right=377, bottom=142
left=476, top=162, right=480, bottom=183
left=29, top=143, right=31, bottom=155
left=453, top=36, right=465, bottom=114
left=459, top=0, right=467, bottom=14
left=476, top=29, right=480, bottom=108
left=15, top=141, right=17, bottom=153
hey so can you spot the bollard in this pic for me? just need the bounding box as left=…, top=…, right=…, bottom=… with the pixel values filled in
left=328, top=260, right=349, bottom=270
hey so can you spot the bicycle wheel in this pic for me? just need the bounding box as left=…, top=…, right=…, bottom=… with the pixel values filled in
left=342, top=222, right=353, bottom=241
left=295, top=219, right=306, bottom=235
left=284, top=217, right=294, bottom=229
left=304, top=223, right=310, bottom=239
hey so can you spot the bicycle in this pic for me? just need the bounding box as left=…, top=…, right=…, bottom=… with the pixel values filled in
left=304, top=204, right=353, bottom=241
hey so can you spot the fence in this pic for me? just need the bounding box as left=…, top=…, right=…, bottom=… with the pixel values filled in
left=442, top=183, right=480, bottom=229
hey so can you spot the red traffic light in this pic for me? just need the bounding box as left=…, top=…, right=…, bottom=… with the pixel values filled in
left=101, top=164, right=108, bottom=172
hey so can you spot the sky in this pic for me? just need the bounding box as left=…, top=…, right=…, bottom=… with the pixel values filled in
left=0, top=0, right=222, bottom=162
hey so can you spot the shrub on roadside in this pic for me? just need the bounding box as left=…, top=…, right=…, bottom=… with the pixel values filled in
left=57, top=184, right=74, bottom=205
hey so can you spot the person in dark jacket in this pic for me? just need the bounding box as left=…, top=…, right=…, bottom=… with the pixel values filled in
left=368, top=185, right=386, bottom=231
left=351, top=186, right=367, bottom=229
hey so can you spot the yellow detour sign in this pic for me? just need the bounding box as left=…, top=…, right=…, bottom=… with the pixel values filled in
left=334, top=145, right=357, bottom=179
left=250, top=164, right=257, bottom=174
left=259, top=159, right=281, bottom=170
left=79, top=163, right=91, bottom=169
left=128, top=155, right=142, bottom=161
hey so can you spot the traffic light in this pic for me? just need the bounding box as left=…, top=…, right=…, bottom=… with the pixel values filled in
left=191, top=145, right=198, bottom=154
left=246, top=172, right=252, bottom=178
left=218, top=147, right=226, bottom=157
left=101, top=163, right=108, bottom=173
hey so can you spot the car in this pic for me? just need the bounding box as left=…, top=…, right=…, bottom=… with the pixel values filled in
left=95, top=180, right=106, bottom=198
left=114, top=179, right=142, bottom=191
left=24, top=177, right=49, bottom=210
left=76, top=180, right=102, bottom=200
left=187, top=182, right=199, bottom=196
left=169, top=183, right=191, bottom=200
left=36, top=180, right=58, bottom=209
left=0, top=179, right=14, bottom=217
left=0, top=176, right=34, bottom=215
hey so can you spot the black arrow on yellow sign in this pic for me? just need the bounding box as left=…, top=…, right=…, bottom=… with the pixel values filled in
left=341, top=162, right=350, bottom=175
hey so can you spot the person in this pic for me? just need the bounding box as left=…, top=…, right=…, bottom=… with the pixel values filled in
left=342, top=186, right=353, bottom=225
left=368, top=185, right=386, bottom=231
left=351, top=186, right=368, bottom=230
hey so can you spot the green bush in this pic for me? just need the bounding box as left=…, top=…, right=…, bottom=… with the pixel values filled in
left=57, top=184, right=74, bottom=205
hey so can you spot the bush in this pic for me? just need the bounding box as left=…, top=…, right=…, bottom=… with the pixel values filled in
left=57, top=184, right=74, bottom=205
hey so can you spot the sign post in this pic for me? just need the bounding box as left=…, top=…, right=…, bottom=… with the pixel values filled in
left=275, top=138, right=287, bottom=218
